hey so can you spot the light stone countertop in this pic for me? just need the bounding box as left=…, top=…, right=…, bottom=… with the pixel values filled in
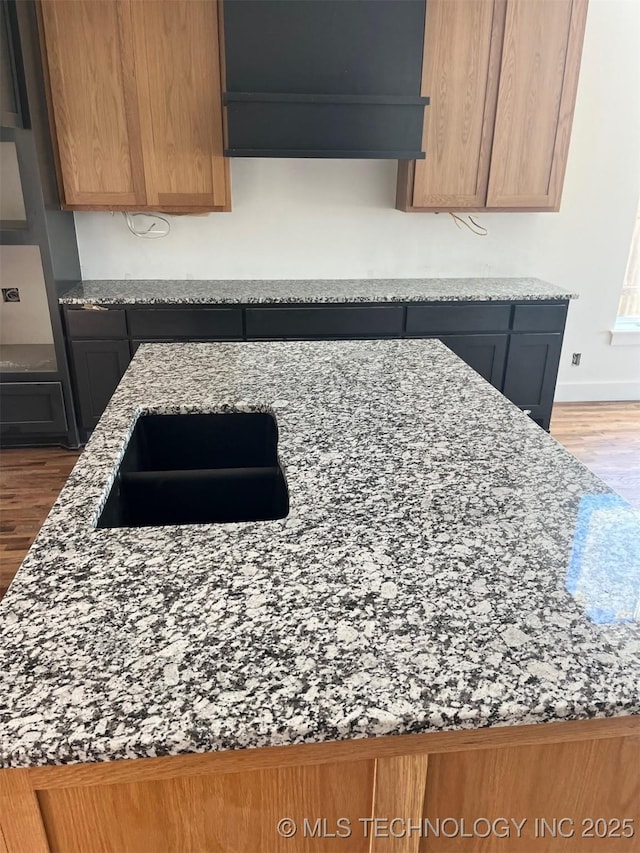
left=1, top=339, right=636, bottom=769
left=58, top=277, right=576, bottom=305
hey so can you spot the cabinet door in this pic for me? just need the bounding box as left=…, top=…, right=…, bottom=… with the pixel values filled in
left=39, top=0, right=147, bottom=208
left=486, top=0, right=588, bottom=210
left=408, top=0, right=503, bottom=209
left=70, top=340, right=130, bottom=430
left=440, top=334, right=507, bottom=389
left=503, top=333, right=563, bottom=428
left=130, top=0, right=228, bottom=209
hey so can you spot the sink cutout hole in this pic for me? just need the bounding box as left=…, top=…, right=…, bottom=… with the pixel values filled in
left=97, top=412, right=289, bottom=528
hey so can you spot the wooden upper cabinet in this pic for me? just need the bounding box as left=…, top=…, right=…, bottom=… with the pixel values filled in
left=39, top=1, right=146, bottom=208
left=409, top=0, right=503, bottom=209
left=130, top=1, right=227, bottom=209
left=397, top=0, right=588, bottom=212
left=487, top=0, right=586, bottom=208
left=39, top=0, right=229, bottom=212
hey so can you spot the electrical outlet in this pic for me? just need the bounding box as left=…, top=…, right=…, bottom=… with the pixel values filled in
left=1, top=287, right=20, bottom=303
left=571, top=353, right=581, bottom=366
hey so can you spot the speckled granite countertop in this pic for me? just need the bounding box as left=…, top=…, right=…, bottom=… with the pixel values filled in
left=1, top=340, right=637, bottom=768
left=58, top=277, right=576, bottom=305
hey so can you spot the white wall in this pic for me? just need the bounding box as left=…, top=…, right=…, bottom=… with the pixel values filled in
left=74, top=0, right=640, bottom=401
left=0, top=246, right=54, bottom=345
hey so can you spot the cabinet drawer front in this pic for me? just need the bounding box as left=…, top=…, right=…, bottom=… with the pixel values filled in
left=0, top=382, right=67, bottom=435
left=406, top=303, right=511, bottom=335
left=512, top=303, right=567, bottom=332
left=65, top=309, right=128, bottom=339
left=128, top=309, right=243, bottom=340
left=245, top=306, right=404, bottom=339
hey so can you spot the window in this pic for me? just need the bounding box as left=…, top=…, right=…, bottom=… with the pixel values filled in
left=617, top=204, right=640, bottom=322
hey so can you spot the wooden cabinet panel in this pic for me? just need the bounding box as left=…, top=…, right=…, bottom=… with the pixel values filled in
left=70, top=339, right=130, bottom=430
left=39, top=0, right=146, bottom=208
left=37, top=760, right=375, bottom=853
left=398, top=0, right=587, bottom=212
left=130, top=0, right=227, bottom=209
left=486, top=0, right=588, bottom=209
left=409, top=0, right=502, bottom=209
left=371, top=755, right=429, bottom=853
left=39, top=0, right=229, bottom=212
left=420, top=737, right=640, bottom=852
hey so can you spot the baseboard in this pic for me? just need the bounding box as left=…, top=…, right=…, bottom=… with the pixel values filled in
left=555, top=380, right=640, bottom=402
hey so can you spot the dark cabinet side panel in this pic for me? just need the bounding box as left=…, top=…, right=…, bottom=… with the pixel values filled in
left=503, top=333, right=563, bottom=428
left=246, top=305, right=404, bottom=339
left=70, top=340, right=131, bottom=430
left=440, top=334, right=508, bottom=389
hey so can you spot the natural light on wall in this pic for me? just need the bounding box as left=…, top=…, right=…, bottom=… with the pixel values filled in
left=616, top=203, right=640, bottom=325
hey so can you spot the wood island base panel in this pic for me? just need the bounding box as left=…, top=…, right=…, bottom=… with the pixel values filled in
left=1, top=718, right=639, bottom=852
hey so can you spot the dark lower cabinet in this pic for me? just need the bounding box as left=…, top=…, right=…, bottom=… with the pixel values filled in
left=406, top=303, right=511, bottom=335
left=130, top=339, right=172, bottom=356
left=439, top=334, right=508, bottom=389
left=0, top=382, right=67, bottom=439
left=63, top=301, right=568, bottom=437
left=245, top=305, right=404, bottom=339
left=70, top=340, right=130, bottom=432
left=128, top=308, right=243, bottom=340
left=503, top=334, right=563, bottom=429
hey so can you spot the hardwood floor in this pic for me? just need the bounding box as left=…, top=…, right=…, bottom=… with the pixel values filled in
left=0, top=447, right=80, bottom=599
left=550, top=402, right=640, bottom=509
left=0, top=402, right=638, bottom=601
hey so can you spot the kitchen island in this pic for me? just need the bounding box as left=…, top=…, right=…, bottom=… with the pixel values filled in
left=1, top=340, right=638, bottom=852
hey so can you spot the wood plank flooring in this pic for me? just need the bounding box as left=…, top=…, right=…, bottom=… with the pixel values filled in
left=0, top=447, right=80, bottom=599
left=550, top=402, right=640, bottom=509
left=0, top=402, right=638, bottom=601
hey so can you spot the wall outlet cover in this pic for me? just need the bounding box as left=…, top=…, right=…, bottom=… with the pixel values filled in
left=1, top=288, right=20, bottom=303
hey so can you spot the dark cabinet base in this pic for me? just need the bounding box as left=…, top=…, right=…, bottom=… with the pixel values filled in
left=0, top=382, right=68, bottom=440
left=69, top=340, right=131, bottom=432
left=439, top=334, right=508, bottom=389
left=63, top=300, right=568, bottom=437
left=503, top=333, right=563, bottom=428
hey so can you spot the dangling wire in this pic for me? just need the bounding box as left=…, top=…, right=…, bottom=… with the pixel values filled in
left=122, top=211, right=171, bottom=239
left=449, top=212, right=488, bottom=236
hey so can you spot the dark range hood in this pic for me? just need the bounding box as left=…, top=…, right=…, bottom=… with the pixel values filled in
left=222, top=0, right=429, bottom=159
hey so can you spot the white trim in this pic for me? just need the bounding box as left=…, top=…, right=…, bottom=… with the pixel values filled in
left=610, top=318, right=640, bottom=346
left=555, top=380, right=640, bottom=402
